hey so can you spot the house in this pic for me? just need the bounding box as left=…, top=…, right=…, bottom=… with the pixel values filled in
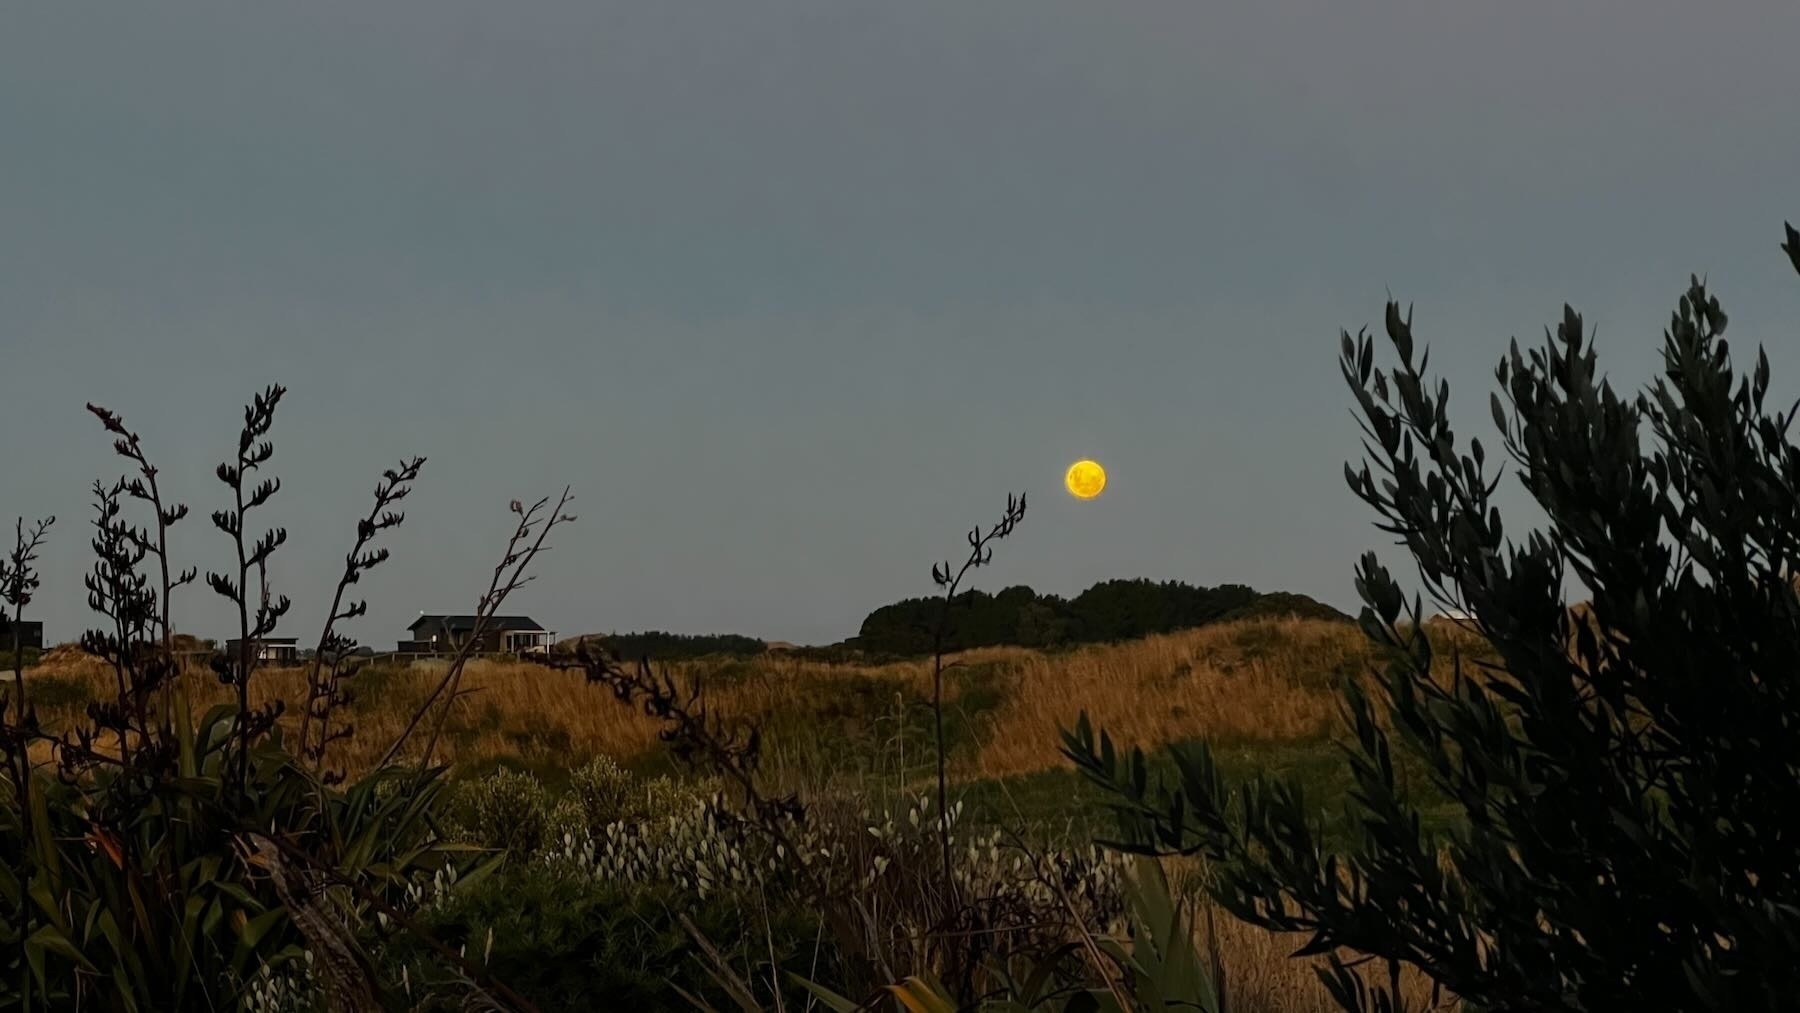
left=398, top=614, right=554, bottom=655
left=0, top=620, right=44, bottom=652
left=224, top=637, right=301, bottom=665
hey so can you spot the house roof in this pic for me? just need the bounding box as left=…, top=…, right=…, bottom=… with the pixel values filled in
left=408, top=614, right=545, bottom=633
left=226, top=636, right=299, bottom=645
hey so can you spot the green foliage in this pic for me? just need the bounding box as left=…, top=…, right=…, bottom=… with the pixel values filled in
left=753, top=663, right=1011, bottom=789
left=448, top=767, right=553, bottom=856
left=795, top=855, right=1220, bottom=1013
left=1065, top=231, right=1800, bottom=1012
left=967, top=736, right=1461, bottom=856
left=1013, top=600, right=1069, bottom=649
left=564, top=754, right=633, bottom=827
left=1218, top=591, right=1352, bottom=625
left=383, top=862, right=824, bottom=1012
left=13, top=673, right=86, bottom=710
left=0, top=702, right=484, bottom=1011
left=554, top=757, right=720, bottom=840
left=1082, top=857, right=1222, bottom=1013
left=441, top=757, right=725, bottom=863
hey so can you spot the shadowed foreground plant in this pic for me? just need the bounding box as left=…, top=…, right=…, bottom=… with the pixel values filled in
left=1064, top=223, right=1800, bottom=1012
left=87, top=402, right=198, bottom=656
left=793, top=856, right=1217, bottom=1013
left=64, top=480, right=185, bottom=791
left=927, top=493, right=1027, bottom=918
left=207, top=382, right=293, bottom=791
left=1, top=384, right=546, bottom=1011
left=534, top=494, right=1164, bottom=1010
left=1, top=515, right=54, bottom=848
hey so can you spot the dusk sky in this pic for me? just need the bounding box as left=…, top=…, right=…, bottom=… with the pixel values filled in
left=4, top=2, right=1798, bottom=648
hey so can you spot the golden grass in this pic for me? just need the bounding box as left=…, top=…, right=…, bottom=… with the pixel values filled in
left=19, top=617, right=1499, bottom=787
left=18, top=647, right=996, bottom=776
left=1159, top=855, right=1458, bottom=1012
left=975, top=618, right=1361, bottom=778
left=12, top=621, right=1485, bottom=1010
left=1190, top=901, right=1446, bottom=1011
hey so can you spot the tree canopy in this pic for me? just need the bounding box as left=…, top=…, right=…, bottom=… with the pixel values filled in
left=854, top=579, right=1346, bottom=656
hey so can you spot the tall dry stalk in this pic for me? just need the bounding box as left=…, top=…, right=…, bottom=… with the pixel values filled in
left=86, top=404, right=197, bottom=656
left=379, top=487, right=574, bottom=772
left=205, top=383, right=291, bottom=789
left=1, top=514, right=54, bottom=841
left=925, top=492, right=1026, bottom=912
left=297, top=456, right=425, bottom=782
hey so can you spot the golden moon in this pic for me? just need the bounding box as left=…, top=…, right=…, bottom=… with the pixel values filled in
left=1065, top=459, right=1107, bottom=500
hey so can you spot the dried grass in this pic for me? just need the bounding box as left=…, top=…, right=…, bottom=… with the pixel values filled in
left=22, top=617, right=1499, bottom=787
left=16, top=620, right=1489, bottom=1008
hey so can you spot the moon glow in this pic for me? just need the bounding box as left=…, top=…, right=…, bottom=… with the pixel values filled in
left=1064, top=459, right=1107, bottom=500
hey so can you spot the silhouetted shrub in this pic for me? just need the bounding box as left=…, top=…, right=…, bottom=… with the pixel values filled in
left=585, top=630, right=765, bottom=661
left=450, top=767, right=553, bottom=855
left=1219, top=591, right=1353, bottom=624
left=381, top=866, right=826, bottom=1012
left=1067, top=227, right=1800, bottom=1011
left=854, top=579, right=1271, bottom=655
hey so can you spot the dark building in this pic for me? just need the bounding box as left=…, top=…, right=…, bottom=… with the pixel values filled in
left=0, top=620, right=44, bottom=652
left=223, top=637, right=301, bottom=665
left=398, top=614, right=553, bottom=655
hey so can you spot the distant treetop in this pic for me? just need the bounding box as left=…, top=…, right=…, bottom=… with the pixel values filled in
left=849, top=579, right=1348, bottom=656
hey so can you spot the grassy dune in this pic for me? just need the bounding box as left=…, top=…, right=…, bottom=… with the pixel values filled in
left=24, top=616, right=1492, bottom=827
left=20, top=616, right=1483, bottom=1011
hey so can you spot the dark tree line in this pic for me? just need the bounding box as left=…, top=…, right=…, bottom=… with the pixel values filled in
left=853, top=578, right=1349, bottom=656
left=583, top=630, right=768, bottom=661
left=557, top=583, right=1348, bottom=663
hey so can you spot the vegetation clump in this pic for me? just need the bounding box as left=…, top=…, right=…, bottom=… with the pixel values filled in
left=854, top=578, right=1286, bottom=655
left=1068, top=224, right=1800, bottom=1011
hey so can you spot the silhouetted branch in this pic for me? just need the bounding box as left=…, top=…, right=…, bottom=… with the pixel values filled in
left=299, top=456, right=425, bottom=781
left=927, top=492, right=1027, bottom=925
left=379, top=487, right=575, bottom=771
left=1, top=513, right=54, bottom=842
left=87, top=403, right=195, bottom=652
left=206, top=383, right=289, bottom=789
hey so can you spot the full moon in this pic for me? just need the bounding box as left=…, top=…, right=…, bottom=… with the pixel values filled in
left=1065, top=459, right=1107, bottom=500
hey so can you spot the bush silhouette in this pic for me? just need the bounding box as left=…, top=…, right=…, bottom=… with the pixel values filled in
left=853, top=579, right=1301, bottom=655
left=1066, top=224, right=1800, bottom=1011
left=585, top=631, right=766, bottom=662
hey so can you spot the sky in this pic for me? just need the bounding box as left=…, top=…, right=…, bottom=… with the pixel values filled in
left=3, top=1, right=1799, bottom=649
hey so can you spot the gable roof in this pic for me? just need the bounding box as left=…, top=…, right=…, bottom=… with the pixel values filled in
left=408, top=614, right=545, bottom=633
